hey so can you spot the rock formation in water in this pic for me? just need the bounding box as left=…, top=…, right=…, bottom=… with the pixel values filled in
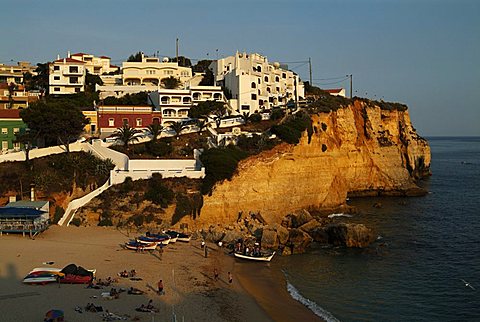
left=192, top=100, right=430, bottom=227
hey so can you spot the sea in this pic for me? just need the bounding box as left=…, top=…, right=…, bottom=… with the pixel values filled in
left=273, top=137, right=480, bottom=321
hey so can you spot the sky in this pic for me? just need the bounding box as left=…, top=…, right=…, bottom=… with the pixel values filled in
left=2, top=0, right=479, bottom=136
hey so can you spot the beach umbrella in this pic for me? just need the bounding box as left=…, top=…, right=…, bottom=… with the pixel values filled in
left=44, top=309, right=64, bottom=321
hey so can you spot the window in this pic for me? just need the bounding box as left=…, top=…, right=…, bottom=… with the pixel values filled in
left=54, top=87, right=60, bottom=92
left=258, top=78, right=261, bottom=84
left=267, top=87, right=271, bottom=93
left=257, top=66, right=262, bottom=72
left=13, top=128, right=19, bottom=134
left=2, top=141, right=8, bottom=150
left=74, top=87, right=80, bottom=93
left=54, top=66, right=60, bottom=71
left=70, top=77, right=78, bottom=84
left=122, top=118, right=128, bottom=125
left=275, top=76, right=280, bottom=82
left=282, top=73, right=286, bottom=79
left=13, top=142, right=20, bottom=150
left=54, top=76, right=60, bottom=81
left=108, top=118, right=114, bottom=126
left=251, top=94, right=257, bottom=100
left=251, top=82, right=256, bottom=89
left=1, top=128, right=7, bottom=135
left=136, top=118, right=142, bottom=127
left=264, top=76, right=269, bottom=82
left=69, top=66, right=79, bottom=73
left=90, top=124, right=96, bottom=133
left=241, top=105, right=250, bottom=110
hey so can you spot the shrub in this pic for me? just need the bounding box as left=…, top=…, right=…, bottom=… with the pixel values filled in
left=249, top=113, right=262, bottom=123
left=147, top=141, right=173, bottom=157
left=200, top=147, right=248, bottom=194
left=52, top=206, right=65, bottom=224
left=144, top=173, right=174, bottom=207
left=70, top=218, right=81, bottom=227
left=271, top=112, right=312, bottom=145
left=270, top=108, right=284, bottom=120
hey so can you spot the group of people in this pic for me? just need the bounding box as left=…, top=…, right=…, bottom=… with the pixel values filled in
left=136, top=300, right=158, bottom=313
left=118, top=269, right=136, bottom=278
left=213, top=268, right=233, bottom=284
left=235, top=241, right=262, bottom=257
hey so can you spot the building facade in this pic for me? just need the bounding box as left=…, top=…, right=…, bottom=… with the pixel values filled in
left=97, top=106, right=161, bottom=137
left=70, top=52, right=119, bottom=75
left=149, top=85, right=226, bottom=124
left=0, top=109, right=26, bottom=152
left=122, top=53, right=192, bottom=86
left=49, top=57, right=86, bottom=95
left=0, top=83, right=41, bottom=109
left=0, top=61, right=37, bottom=85
left=209, top=52, right=305, bottom=114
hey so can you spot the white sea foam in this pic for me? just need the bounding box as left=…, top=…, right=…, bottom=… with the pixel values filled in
left=286, top=279, right=341, bottom=322
left=328, top=213, right=352, bottom=218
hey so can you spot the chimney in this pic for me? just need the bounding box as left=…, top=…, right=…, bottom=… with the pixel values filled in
left=67, top=51, right=71, bottom=58
left=9, top=196, right=17, bottom=203
left=57, top=54, right=60, bottom=60
left=30, top=186, right=35, bottom=201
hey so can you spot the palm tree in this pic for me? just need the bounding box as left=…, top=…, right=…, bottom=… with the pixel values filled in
left=195, top=118, right=208, bottom=135
left=146, top=123, right=163, bottom=143
left=112, top=124, right=141, bottom=149
left=242, top=112, right=250, bottom=125
left=161, top=76, right=181, bottom=89
left=168, top=121, right=187, bottom=139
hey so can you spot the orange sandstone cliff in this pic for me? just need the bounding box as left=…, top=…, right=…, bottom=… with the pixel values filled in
left=194, top=100, right=430, bottom=226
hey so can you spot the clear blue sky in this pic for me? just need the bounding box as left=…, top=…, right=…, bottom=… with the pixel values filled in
left=2, top=0, right=479, bottom=136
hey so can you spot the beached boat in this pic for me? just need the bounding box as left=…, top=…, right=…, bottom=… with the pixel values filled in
left=233, top=251, right=276, bottom=262
left=137, top=235, right=170, bottom=246
left=23, top=272, right=60, bottom=284
left=163, top=231, right=178, bottom=243
left=29, top=267, right=64, bottom=276
left=166, top=230, right=191, bottom=242
left=125, top=240, right=158, bottom=251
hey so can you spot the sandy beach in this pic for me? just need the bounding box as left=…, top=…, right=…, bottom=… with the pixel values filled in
left=0, top=226, right=320, bottom=322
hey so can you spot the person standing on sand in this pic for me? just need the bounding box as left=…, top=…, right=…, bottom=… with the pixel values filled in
left=214, top=268, right=219, bottom=281
left=204, top=244, right=208, bottom=258
left=228, top=272, right=233, bottom=284
left=157, top=279, right=164, bottom=295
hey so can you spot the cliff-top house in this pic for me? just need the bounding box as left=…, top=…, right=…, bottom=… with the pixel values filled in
left=209, top=52, right=305, bottom=114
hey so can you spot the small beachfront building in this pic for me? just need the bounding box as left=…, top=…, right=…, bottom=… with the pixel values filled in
left=0, top=206, right=49, bottom=237
left=0, top=109, right=27, bottom=153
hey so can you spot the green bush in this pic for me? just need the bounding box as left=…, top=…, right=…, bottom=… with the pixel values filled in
left=200, top=147, right=248, bottom=194
left=270, top=108, right=284, bottom=120
left=249, top=113, right=262, bottom=123
left=271, top=112, right=312, bottom=144
left=70, top=218, right=81, bottom=227
left=144, top=173, right=174, bottom=207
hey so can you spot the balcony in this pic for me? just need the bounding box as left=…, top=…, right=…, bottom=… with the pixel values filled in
left=63, top=67, right=84, bottom=75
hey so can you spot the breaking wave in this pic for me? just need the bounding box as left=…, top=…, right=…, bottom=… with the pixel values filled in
left=285, top=278, right=341, bottom=322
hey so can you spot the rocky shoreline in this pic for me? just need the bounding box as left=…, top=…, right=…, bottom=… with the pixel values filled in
left=193, top=209, right=377, bottom=255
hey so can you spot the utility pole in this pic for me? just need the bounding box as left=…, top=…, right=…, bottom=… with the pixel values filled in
left=347, top=74, right=353, bottom=99
left=176, top=38, right=179, bottom=63
left=308, top=57, right=312, bottom=86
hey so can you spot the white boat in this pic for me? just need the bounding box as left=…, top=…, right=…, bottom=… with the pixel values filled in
left=23, top=275, right=59, bottom=284
left=176, top=235, right=191, bottom=242
left=233, top=251, right=276, bottom=262
left=125, top=241, right=158, bottom=250
left=29, top=267, right=63, bottom=274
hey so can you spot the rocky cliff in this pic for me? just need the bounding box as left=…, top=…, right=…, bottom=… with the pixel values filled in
left=193, top=100, right=430, bottom=226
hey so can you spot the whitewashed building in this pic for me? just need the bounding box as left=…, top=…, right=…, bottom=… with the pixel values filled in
left=49, top=57, right=86, bottom=95
left=149, top=85, right=226, bottom=125
left=70, top=52, right=119, bottom=75
left=209, top=52, right=305, bottom=114
left=122, top=53, right=192, bottom=86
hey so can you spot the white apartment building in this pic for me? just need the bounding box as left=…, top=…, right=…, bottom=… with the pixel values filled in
left=70, top=52, right=119, bottom=75
left=49, top=57, right=86, bottom=95
left=122, top=53, right=192, bottom=86
left=209, top=52, right=305, bottom=114
left=149, top=85, right=226, bottom=125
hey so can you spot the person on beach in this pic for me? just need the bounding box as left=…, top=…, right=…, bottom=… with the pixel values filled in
left=204, top=244, right=208, bottom=258
left=201, top=240, right=205, bottom=248
left=157, top=279, right=164, bottom=295
left=214, top=268, right=219, bottom=281
left=228, top=272, right=233, bottom=284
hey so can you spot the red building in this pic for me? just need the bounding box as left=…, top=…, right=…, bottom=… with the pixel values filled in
left=97, top=106, right=161, bottom=137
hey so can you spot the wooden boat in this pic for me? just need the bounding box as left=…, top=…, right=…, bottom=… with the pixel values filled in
left=125, top=240, right=158, bottom=251
left=233, top=251, right=276, bottom=262
left=23, top=273, right=59, bottom=284
left=166, top=230, right=191, bottom=242
left=137, top=235, right=170, bottom=246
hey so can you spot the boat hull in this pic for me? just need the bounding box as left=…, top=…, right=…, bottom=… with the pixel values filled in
left=233, top=252, right=275, bottom=262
